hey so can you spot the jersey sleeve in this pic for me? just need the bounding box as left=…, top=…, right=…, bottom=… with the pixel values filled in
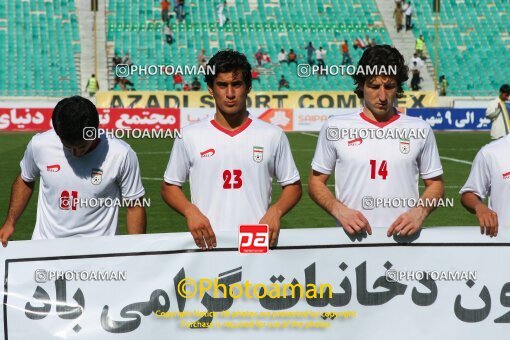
left=20, top=139, right=40, bottom=182
left=418, top=126, right=443, bottom=179
left=459, top=149, right=490, bottom=200
left=274, top=132, right=300, bottom=186
left=118, top=148, right=145, bottom=200
left=311, top=120, right=337, bottom=175
left=163, top=136, right=191, bottom=186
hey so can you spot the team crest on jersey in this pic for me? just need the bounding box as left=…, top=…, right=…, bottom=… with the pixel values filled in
left=91, top=168, right=103, bottom=185
left=253, top=146, right=264, bottom=163
left=400, top=139, right=410, bottom=154
left=503, top=171, right=510, bottom=180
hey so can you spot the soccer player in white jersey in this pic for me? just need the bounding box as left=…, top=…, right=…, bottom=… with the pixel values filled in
left=161, top=50, right=302, bottom=249
left=0, top=96, right=146, bottom=246
left=460, top=134, right=510, bottom=237
left=308, top=45, right=444, bottom=237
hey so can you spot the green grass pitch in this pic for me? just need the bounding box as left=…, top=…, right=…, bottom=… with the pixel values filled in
left=0, top=131, right=492, bottom=240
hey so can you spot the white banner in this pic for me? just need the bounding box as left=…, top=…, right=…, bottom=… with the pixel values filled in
left=293, top=108, right=359, bottom=131
left=2, top=227, right=510, bottom=339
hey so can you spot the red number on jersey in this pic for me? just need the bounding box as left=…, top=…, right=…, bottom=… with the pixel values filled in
left=59, top=190, right=78, bottom=210
left=369, top=160, right=388, bottom=180
left=223, top=169, right=243, bottom=189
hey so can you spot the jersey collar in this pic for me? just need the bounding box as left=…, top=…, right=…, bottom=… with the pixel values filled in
left=360, top=110, right=401, bottom=128
left=210, top=116, right=253, bottom=137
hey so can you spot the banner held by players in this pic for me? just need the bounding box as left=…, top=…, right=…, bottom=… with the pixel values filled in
left=1, top=227, right=509, bottom=339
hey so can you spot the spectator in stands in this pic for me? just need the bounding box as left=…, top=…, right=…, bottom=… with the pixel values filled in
left=341, top=40, right=352, bottom=65
left=353, top=37, right=366, bottom=50
left=255, top=48, right=263, bottom=66
left=112, top=52, right=122, bottom=67
left=191, top=77, right=201, bottom=91
left=439, top=75, right=448, bottom=96
left=183, top=82, right=191, bottom=91
left=164, top=23, right=174, bottom=45
left=122, top=52, right=133, bottom=66
left=85, top=74, right=99, bottom=97
left=485, top=84, right=510, bottom=140
left=287, top=49, right=297, bottom=64
left=113, top=77, right=135, bottom=91
left=410, top=53, right=422, bottom=70
left=364, top=35, right=371, bottom=47
left=394, top=2, right=403, bottom=32
left=409, top=60, right=422, bottom=91
left=278, top=48, right=288, bottom=64
left=217, top=1, right=228, bottom=27
left=173, top=73, right=183, bottom=90
left=161, top=0, right=170, bottom=23
left=415, top=34, right=425, bottom=59
left=175, top=0, right=185, bottom=22
left=404, top=1, right=413, bottom=30
left=278, top=75, right=290, bottom=91
left=262, top=52, right=271, bottom=66
left=251, top=69, right=261, bottom=83
left=315, top=46, right=327, bottom=69
left=304, top=42, right=316, bottom=65
left=197, top=48, right=207, bottom=73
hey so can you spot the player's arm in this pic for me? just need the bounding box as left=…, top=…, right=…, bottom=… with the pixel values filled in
left=308, top=170, right=372, bottom=235
left=161, top=183, right=215, bottom=250
left=461, top=192, right=498, bottom=237
left=125, top=198, right=146, bottom=234
left=388, top=175, right=444, bottom=237
left=459, top=149, right=497, bottom=236
left=118, top=148, right=147, bottom=235
left=0, top=174, right=35, bottom=247
left=260, top=180, right=302, bottom=247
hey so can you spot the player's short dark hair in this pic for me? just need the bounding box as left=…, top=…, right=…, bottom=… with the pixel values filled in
left=205, top=49, right=252, bottom=89
left=52, top=96, right=99, bottom=145
left=352, top=45, right=409, bottom=99
left=500, top=84, right=510, bottom=94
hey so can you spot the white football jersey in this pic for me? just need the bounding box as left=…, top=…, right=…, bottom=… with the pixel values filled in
left=312, top=111, right=443, bottom=229
left=20, top=130, right=145, bottom=239
left=460, top=134, right=510, bottom=231
left=164, top=115, right=300, bottom=231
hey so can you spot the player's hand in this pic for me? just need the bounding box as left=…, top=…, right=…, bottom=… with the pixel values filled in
left=387, top=207, right=426, bottom=236
left=0, top=223, right=15, bottom=247
left=259, top=207, right=282, bottom=247
left=184, top=205, right=216, bottom=250
left=333, top=205, right=372, bottom=235
left=475, top=205, right=498, bottom=237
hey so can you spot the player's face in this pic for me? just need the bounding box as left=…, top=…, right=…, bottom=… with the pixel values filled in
left=500, top=92, right=509, bottom=101
left=208, top=70, right=250, bottom=116
left=363, top=76, right=398, bottom=118
left=61, top=139, right=96, bottom=157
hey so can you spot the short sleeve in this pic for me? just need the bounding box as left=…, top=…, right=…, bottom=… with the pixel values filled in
left=459, top=149, right=490, bottom=200
left=311, top=120, right=337, bottom=175
left=20, top=139, right=40, bottom=182
left=118, top=148, right=145, bottom=200
left=274, top=132, right=300, bottom=186
left=163, top=137, right=191, bottom=186
left=418, top=126, right=443, bottom=179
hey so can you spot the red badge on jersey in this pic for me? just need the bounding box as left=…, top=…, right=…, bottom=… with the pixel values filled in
left=47, top=164, right=61, bottom=172
left=238, top=225, right=269, bottom=254
left=503, top=171, right=510, bottom=180
left=200, top=148, right=215, bottom=158
left=347, top=138, right=363, bottom=146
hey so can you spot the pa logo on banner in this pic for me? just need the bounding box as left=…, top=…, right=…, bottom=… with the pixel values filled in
left=238, top=225, right=269, bottom=254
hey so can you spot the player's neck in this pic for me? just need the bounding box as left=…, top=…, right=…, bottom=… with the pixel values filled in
left=214, top=111, right=249, bottom=130
left=362, top=107, right=397, bottom=122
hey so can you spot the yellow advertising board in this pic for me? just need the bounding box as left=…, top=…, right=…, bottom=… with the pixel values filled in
left=97, top=91, right=437, bottom=109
